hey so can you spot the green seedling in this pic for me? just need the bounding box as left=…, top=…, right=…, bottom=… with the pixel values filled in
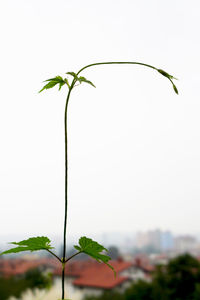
left=1, top=61, right=178, bottom=299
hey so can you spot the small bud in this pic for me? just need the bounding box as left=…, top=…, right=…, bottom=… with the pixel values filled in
left=157, top=69, right=177, bottom=80
left=173, top=84, right=179, bottom=95
left=157, top=69, right=170, bottom=78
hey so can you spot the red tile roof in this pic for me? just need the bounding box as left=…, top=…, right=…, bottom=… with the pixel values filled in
left=72, top=261, right=131, bottom=289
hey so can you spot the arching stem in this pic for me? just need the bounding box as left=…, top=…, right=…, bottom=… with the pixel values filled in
left=61, top=61, right=177, bottom=299
left=77, top=61, right=156, bottom=75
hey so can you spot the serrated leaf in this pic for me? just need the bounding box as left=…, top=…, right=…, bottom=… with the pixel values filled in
left=78, top=76, right=96, bottom=88
left=74, top=236, right=116, bottom=276
left=66, top=72, right=79, bottom=80
left=0, top=236, right=53, bottom=255
left=45, top=76, right=64, bottom=83
left=39, top=76, right=67, bottom=93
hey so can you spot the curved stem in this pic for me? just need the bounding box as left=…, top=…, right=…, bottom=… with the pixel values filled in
left=76, top=61, right=157, bottom=75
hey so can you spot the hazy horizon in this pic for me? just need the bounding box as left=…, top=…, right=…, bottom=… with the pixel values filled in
left=1, top=1, right=200, bottom=242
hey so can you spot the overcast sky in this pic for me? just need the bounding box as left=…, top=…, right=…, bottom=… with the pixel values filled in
left=0, top=0, right=200, bottom=246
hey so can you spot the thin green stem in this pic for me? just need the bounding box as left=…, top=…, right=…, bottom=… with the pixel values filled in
left=62, top=78, right=76, bottom=300
left=46, top=249, right=62, bottom=263
left=61, top=261, right=66, bottom=299
left=76, top=61, right=157, bottom=75
left=64, top=251, right=82, bottom=263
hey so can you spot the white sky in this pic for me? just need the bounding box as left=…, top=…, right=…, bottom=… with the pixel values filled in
left=0, top=0, right=200, bottom=245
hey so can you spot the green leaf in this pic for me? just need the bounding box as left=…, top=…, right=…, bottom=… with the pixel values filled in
left=74, top=236, right=116, bottom=276
left=66, top=72, right=79, bottom=80
left=0, top=236, right=53, bottom=255
left=59, top=81, right=65, bottom=90
left=39, top=76, right=67, bottom=93
left=78, top=76, right=96, bottom=88
left=45, top=76, right=64, bottom=82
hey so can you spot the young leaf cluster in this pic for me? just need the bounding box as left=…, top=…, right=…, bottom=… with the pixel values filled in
left=39, top=72, right=95, bottom=93
left=66, top=72, right=96, bottom=88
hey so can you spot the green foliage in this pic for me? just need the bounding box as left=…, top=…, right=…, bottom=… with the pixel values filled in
left=66, top=72, right=96, bottom=87
left=125, top=280, right=153, bottom=300
left=39, top=71, right=96, bottom=94
left=0, top=268, right=52, bottom=300
left=78, top=76, right=96, bottom=87
left=193, top=283, right=200, bottom=300
left=24, top=268, right=52, bottom=290
left=152, top=254, right=200, bottom=300
left=84, top=291, right=125, bottom=300
left=39, top=76, right=70, bottom=92
left=0, top=236, right=53, bottom=255
left=74, top=236, right=115, bottom=275
left=0, top=276, right=27, bottom=300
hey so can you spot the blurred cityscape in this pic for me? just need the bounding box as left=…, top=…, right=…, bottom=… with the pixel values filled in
left=1, top=229, right=200, bottom=300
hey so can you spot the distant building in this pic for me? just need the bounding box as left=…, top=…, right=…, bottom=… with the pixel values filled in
left=161, top=231, right=174, bottom=251
left=136, top=229, right=174, bottom=253
left=174, top=235, right=197, bottom=253
left=136, top=229, right=161, bottom=252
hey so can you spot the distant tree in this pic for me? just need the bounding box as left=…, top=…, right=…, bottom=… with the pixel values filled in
left=84, top=290, right=125, bottom=300
left=24, top=267, right=52, bottom=290
left=152, top=253, right=200, bottom=300
left=0, top=268, right=52, bottom=300
left=125, top=280, right=153, bottom=300
left=193, top=283, right=200, bottom=300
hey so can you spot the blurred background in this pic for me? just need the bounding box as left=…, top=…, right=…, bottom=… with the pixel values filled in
left=0, top=0, right=200, bottom=299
